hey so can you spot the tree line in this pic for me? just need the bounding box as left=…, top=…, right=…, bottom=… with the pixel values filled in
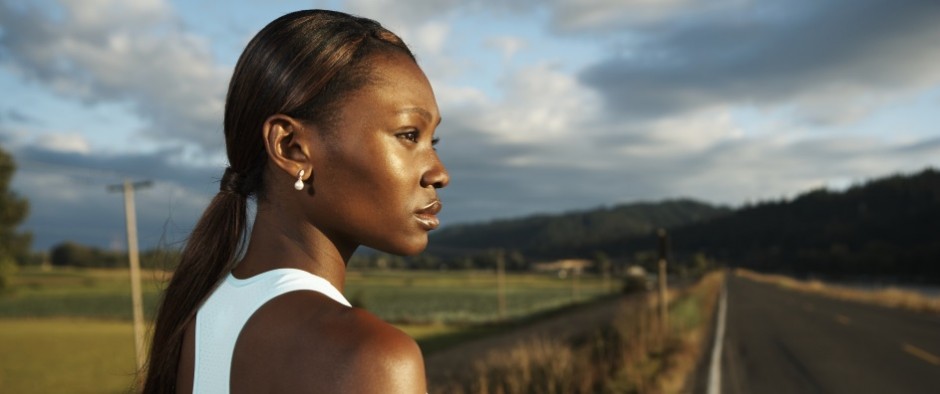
left=47, top=241, right=181, bottom=270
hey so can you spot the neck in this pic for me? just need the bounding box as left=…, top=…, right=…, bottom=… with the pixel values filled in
left=232, top=200, right=354, bottom=292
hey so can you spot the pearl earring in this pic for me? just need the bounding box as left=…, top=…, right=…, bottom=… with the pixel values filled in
left=294, top=169, right=305, bottom=191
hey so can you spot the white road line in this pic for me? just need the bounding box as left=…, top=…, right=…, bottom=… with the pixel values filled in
left=707, top=280, right=728, bottom=394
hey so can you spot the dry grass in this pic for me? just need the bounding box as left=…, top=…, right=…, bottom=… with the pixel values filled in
left=653, top=271, right=723, bottom=394
left=435, top=271, right=725, bottom=394
left=734, top=269, right=940, bottom=313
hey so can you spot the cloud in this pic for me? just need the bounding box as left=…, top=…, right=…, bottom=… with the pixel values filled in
left=1, top=108, right=37, bottom=124
left=411, top=21, right=451, bottom=56
left=0, top=0, right=228, bottom=150
left=336, top=0, right=940, bottom=128
left=437, top=113, right=940, bottom=228
left=578, top=0, right=940, bottom=124
left=484, top=36, right=528, bottom=62
left=460, top=64, right=604, bottom=145
left=9, top=141, right=219, bottom=249
left=40, top=133, right=92, bottom=154
left=543, top=0, right=747, bottom=33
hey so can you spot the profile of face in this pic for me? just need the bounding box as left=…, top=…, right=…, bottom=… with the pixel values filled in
left=303, top=51, right=449, bottom=256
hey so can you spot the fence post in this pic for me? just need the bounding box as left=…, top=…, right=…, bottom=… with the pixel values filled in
left=496, top=249, right=507, bottom=320
left=658, top=228, right=669, bottom=336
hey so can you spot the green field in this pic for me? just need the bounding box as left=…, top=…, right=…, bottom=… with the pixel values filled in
left=345, top=269, right=613, bottom=323
left=0, top=267, right=615, bottom=392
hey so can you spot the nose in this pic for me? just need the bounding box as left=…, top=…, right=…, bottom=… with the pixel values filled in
left=421, top=152, right=449, bottom=189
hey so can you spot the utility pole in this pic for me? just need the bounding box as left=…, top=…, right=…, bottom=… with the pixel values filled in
left=657, top=228, right=669, bottom=335
left=108, top=179, right=152, bottom=373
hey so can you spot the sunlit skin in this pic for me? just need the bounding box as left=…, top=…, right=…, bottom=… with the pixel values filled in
left=175, top=51, right=448, bottom=393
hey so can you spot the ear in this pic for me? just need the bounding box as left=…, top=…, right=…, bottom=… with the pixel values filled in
left=261, top=114, right=314, bottom=183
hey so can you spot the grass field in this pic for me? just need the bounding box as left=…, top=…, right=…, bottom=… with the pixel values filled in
left=0, top=319, right=138, bottom=393
left=0, top=268, right=166, bottom=321
left=0, top=267, right=615, bottom=392
left=345, top=269, right=613, bottom=323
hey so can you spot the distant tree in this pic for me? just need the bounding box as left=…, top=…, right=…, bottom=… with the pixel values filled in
left=506, top=250, right=528, bottom=271
left=593, top=251, right=611, bottom=276
left=50, top=241, right=121, bottom=268
left=140, top=248, right=181, bottom=270
left=0, top=146, right=31, bottom=290
left=50, top=242, right=94, bottom=267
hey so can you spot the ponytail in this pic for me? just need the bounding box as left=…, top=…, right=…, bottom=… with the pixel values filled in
left=142, top=170, right=249, bottom=393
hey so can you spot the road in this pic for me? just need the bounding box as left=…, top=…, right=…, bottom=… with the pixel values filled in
left=714, top=275, right=940, bottom=394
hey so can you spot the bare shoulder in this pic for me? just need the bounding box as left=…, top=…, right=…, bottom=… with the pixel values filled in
left=232, top=290, right=425, bottom=393
left=337, top=308, right=427, bottom=393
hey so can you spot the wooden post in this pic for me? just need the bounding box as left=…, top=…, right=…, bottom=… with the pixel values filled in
left=571, top=264, right=580, bottom=301
left=109, top=180, right=151, bottom=374
left=496, top=250, right=507, bottom=320
left=658, top=228, right=669, bottom=335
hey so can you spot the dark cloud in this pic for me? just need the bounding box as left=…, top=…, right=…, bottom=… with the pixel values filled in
left=897, top=136, right=940, bottom=154
left=434, top=113, right=685, bottom=226
left=0, top=108, right=36, bottom=124
left=579, top=0, right=940, bottom=123
left=11, top=145, right=219, bottom=250
left=16, top=145, right=219, bottom=189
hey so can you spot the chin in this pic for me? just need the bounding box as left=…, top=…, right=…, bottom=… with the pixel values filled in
left=372, top=235, right=428, bottom=256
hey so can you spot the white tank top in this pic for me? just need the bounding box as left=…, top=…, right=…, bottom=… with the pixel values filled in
left=193, top=268, right=351, bottom=393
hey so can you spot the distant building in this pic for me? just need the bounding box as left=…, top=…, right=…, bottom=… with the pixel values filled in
left=625, top=265, right=646, bottom=278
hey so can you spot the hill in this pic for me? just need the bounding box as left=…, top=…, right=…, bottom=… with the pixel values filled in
left=663, top=168, right=940, bottom=281
left=427, top=198, right=730, bottom=258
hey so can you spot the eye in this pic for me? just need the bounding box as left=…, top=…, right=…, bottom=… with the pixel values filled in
left=397, top=130, right=419, bottom=143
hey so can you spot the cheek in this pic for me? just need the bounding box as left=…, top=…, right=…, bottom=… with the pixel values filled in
left=381, top=152, right=412, bottom=194
left=332, top=144, right=413, bottom=215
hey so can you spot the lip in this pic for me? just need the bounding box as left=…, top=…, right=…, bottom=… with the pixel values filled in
left=414, top=200, right=442, bottom=231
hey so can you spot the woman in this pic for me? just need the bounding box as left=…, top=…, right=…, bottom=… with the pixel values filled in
left=143, top=10, right=448, bottom=393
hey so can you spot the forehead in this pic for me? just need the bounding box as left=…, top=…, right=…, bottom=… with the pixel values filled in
left=350, top=52, right=439, bottom=118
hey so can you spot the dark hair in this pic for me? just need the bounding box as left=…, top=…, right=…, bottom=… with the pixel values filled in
left=142, top=10, right=414, bottom=392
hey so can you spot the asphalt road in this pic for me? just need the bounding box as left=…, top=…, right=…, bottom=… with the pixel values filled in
left=716, top=275, right=940, bottom=394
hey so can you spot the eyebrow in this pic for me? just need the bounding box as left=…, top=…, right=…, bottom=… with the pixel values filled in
left=397, top=107, right=442, bottom=126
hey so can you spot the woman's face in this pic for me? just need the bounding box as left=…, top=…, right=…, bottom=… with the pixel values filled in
left=307, top=52, right=449, bottom=256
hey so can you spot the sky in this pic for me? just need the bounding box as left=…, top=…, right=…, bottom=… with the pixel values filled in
left=0, top=0, right=938, bottom=251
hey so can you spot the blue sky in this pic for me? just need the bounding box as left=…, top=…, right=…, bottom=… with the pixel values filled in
left=1, top=0, right=938, bottom=251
